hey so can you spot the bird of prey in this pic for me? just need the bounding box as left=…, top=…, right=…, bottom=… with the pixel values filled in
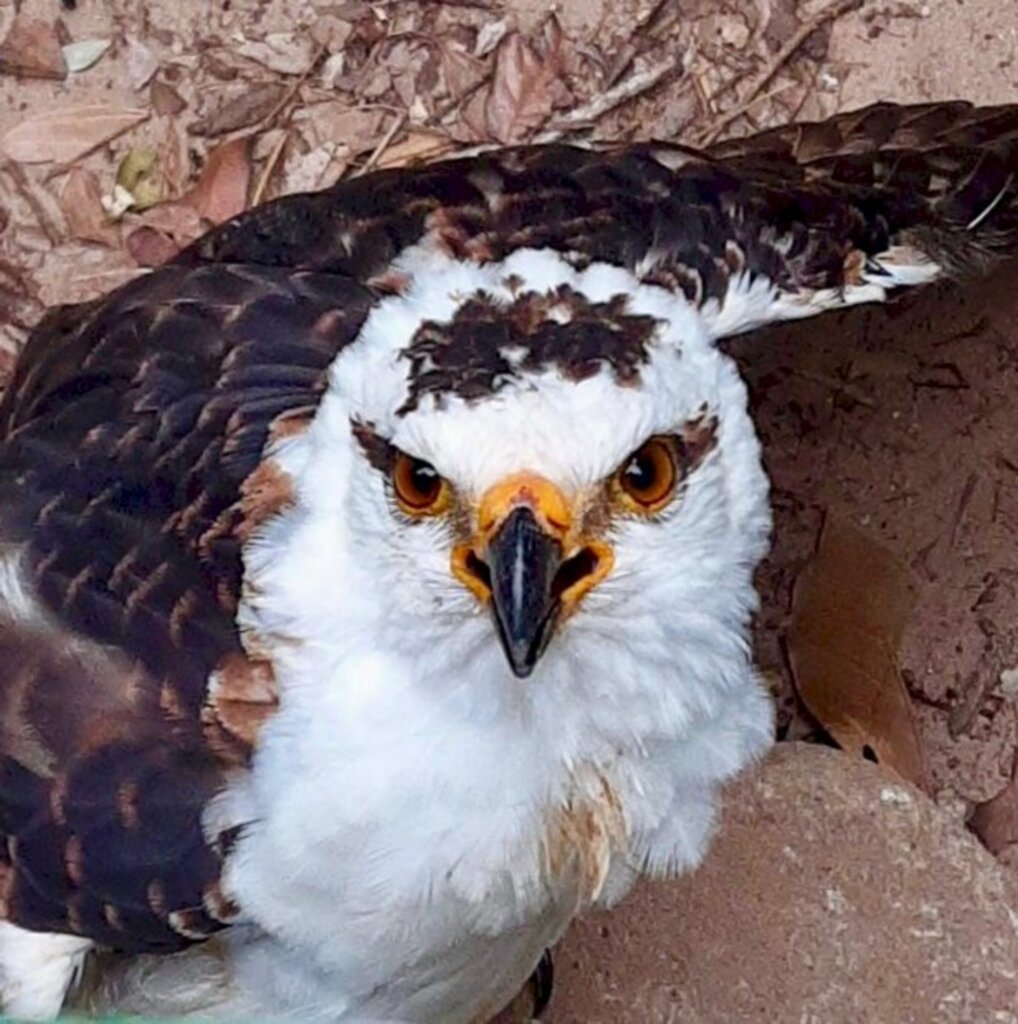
left=0, top=100, right=1015, bottom=1022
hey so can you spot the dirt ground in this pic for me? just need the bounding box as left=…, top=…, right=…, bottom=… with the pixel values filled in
left=1, top=0, right=1017, bottom=1017
left=740, top=1, right=1018, bottom=831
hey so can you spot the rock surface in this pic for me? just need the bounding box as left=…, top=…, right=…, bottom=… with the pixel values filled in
left=548, top=744, right=1018, bottom=1024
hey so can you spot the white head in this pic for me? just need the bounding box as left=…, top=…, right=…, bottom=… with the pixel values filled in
left=239, top=247, right=771, bottom=753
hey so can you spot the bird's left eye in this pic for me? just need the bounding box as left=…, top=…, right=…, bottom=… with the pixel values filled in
left=615, top=436, right=680, bottom=513
left=392, top=452, right=450, bottom=515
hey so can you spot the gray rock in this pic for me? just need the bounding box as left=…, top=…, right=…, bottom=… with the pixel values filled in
left=549, top=743, right=1018, bottom=1024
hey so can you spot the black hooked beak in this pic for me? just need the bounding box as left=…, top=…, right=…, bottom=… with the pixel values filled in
left=485, top=506, right=564, bottom=679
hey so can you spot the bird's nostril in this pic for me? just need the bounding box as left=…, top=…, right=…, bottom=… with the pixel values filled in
left=551, top=547, right=601, bottom=600
left=464, top=549, right=492, bottom=592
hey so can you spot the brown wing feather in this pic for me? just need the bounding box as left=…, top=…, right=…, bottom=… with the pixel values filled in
left=180, top=101, right=1017, bottom=315
left=703, top=100, right=1018, bottom=276
left=0, top=620, right=234, bottom=950
left=0, top=263, right=375, bottom=950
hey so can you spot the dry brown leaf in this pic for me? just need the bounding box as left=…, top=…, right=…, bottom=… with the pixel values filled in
left=190, top=83, right=287, bottom=137
left=356, top=64, right=393, bottom=101
left=135, top=200, right=204, bottom=246
left=537, top=14, right=579, bottom=78
left=204, top=53, right=240, bottom=83
left=440, top=42, right=488, bottom=102
left=0, top=15, right=67, bottom=80
left=124, top=225, right=180, bottom=267
left=484, top=17, right=572, bottom=144
left=252, top=128, right=289, bottom=162
left=0, top=255, right=40, bottom=333
left=787, top=516, right=929, bottom=791
left=279, top=144, right=337, bottom=196
left=150, top=80, right=187, bottom=117
left=387, top=40, right=432, bottom=110
left=33, top=251, right=141, bottom=307
left=319, top=52, right=348, bottom=89
left=475, top=19, right=510, bottom=58
left=58, top=167, right=118, bottom=246
left=0, top=105, right=149, bottom=164
left=701, top=12, right=752, bottom=51
left=123, top=196, right=205, bottom=266
left=125, top=36, right=159, bottom=91
left=763, top=0, right=802, bottom=53
left=456, top=89, right=492, bottom=144
left=0, top=341, right=17, bottom=386
left=157, top=117, right=187, bottom=198
left=182, top=137, right=252, bottom=225
left=294, top=102, right=383, bottom=149
left=310, top=14, right=354, bottom=52
left=0, top=161, right=67, bottom=243
left=237, top=33, right=318, bottom=76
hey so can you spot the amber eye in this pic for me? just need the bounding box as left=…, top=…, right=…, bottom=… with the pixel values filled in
left=392, top=452, right=449, bottom=515
left=616, top=436, right=679, bottom=512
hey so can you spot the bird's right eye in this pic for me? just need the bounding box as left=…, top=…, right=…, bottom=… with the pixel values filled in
left=614, top=436, right=680, bottom=514
left=392, top=452, right=450, bottom=516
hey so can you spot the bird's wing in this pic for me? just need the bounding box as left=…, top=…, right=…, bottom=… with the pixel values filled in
left=0, top=263, right=375, bottom=951
left=697, top=100, right=1018, bottom=331
left=178, top=100, right=1017, bottom=340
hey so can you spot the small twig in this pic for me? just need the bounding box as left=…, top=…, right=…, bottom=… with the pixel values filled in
left=251, top=130, right=289, bottom=207
left=696, top=0, right=864, bottom=146
left=357, top=111, right=408, bottom=177
left=535, top=54, right=683, bottom=142
left=690, top=71, right=713, bottom=118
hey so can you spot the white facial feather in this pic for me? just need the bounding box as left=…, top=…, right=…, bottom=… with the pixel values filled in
left=222, top=248, right=774, bottom=1022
